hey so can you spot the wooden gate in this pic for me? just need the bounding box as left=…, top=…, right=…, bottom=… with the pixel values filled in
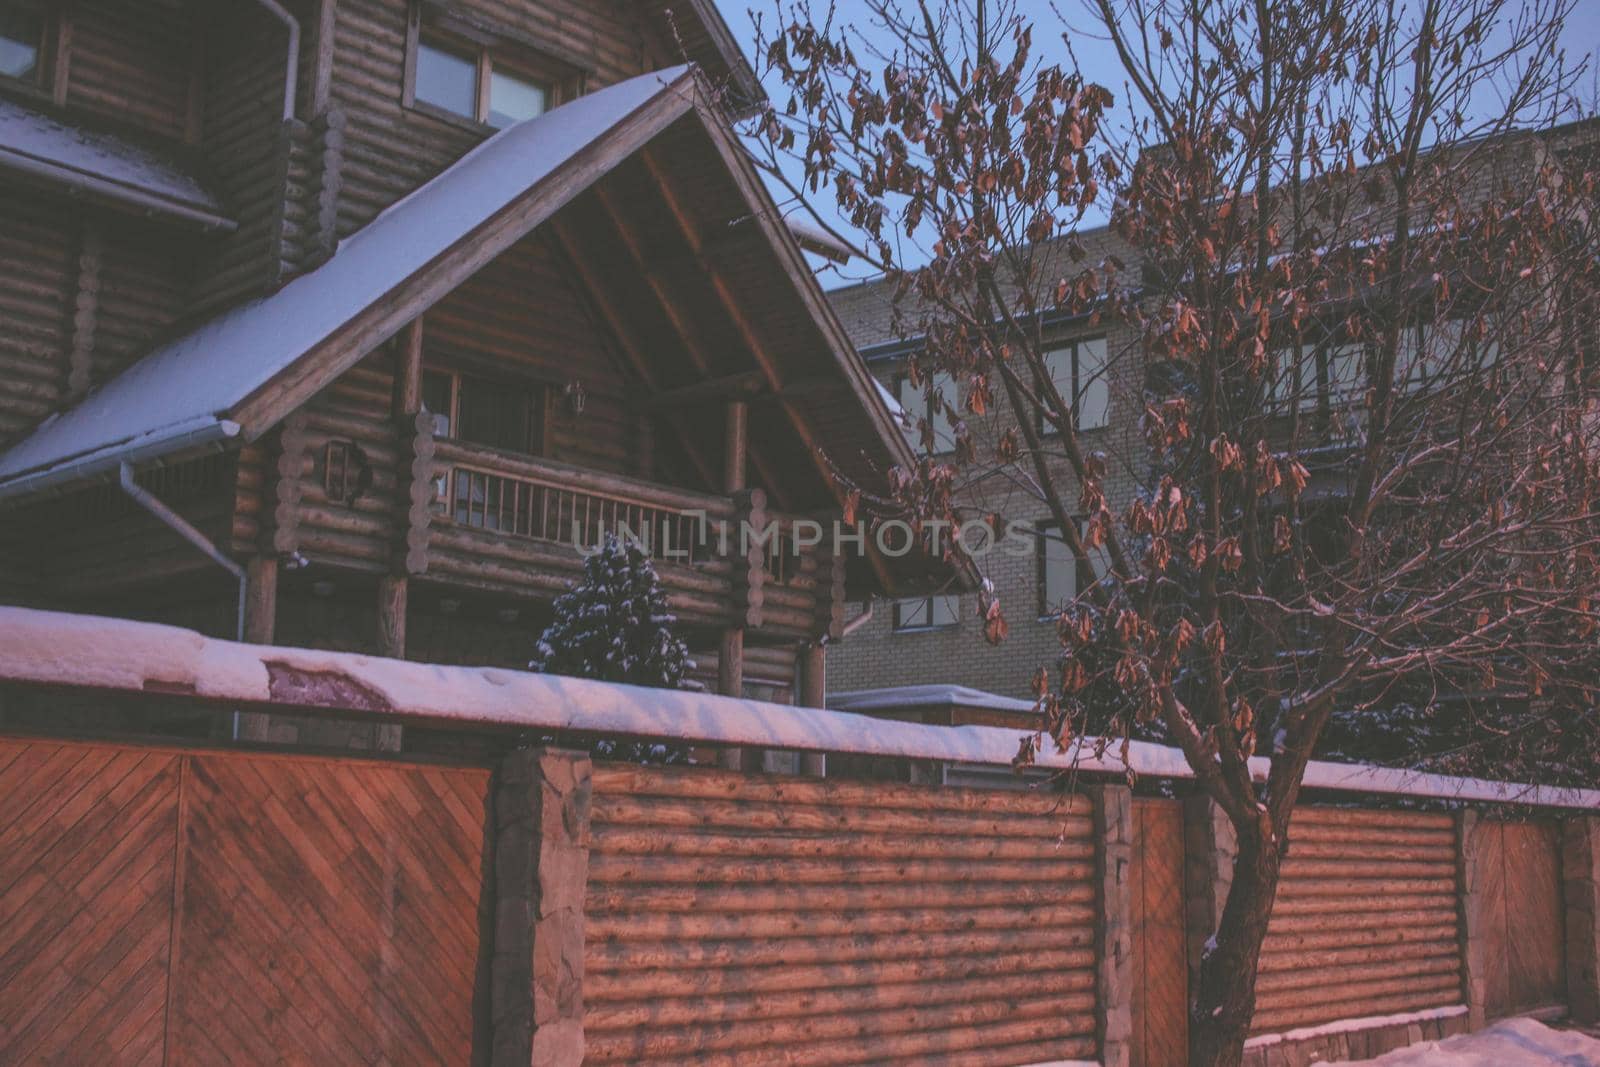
left=0, top=737, right=491, bottom=1066
left=1475, top=818, right=1567, bottom=1018
left=1130, top=797, right=1188, bottom=1067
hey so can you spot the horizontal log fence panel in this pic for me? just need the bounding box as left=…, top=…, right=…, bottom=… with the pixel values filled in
left=1251, top=806, right=1465, bottom=1036
left=0, top=738, right=492, bottom=1066
left=584, top=765, right=1101, bottom=1066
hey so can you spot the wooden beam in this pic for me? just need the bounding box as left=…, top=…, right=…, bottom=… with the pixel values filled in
left=308, top=0, right=338, bottom=116
left=723, top=399, right=748, bottom=493
left=588, top=184, right=798, bottom=512
left=637, top=369, right=766, bottom=411
left=396, top=316, right=424, bottom=415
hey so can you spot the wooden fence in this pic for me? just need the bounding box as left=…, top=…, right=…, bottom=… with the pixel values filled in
left=0, top=601, right=1595, bottom=1067
left=2, top=731, right=1590, bottom=1067
left=0, top=737, right=490, bottom=1066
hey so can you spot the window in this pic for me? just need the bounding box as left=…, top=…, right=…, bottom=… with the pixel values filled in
left=893, top=594, right=960, bottom=631
left=1041, top=337, right=1110, bottom=432
left=406, top=8, right=564, bottom=130
left=896, top=370, right=959, bottom=453
left=422, top=368, right=545, bottom=455
left=1270, top=341, right=1364, bottom=411
left=0, top=6, right=44, bottom=83
left=1038, top=520, right=1110, bottom=617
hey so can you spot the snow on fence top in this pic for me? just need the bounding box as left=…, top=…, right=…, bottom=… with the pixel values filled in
left=1, top=606, right=1594, bottom=810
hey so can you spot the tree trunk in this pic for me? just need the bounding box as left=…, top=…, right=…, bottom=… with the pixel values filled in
left=1188, top=825, right=1284, bottom=1067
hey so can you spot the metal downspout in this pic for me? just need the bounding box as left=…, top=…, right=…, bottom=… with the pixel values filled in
left=250, top=0, right=301, bottom=122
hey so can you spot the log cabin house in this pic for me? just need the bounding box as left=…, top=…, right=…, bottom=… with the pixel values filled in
left=0, top=0, right=960, bottom=730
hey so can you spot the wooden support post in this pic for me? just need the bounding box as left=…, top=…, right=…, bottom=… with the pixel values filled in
left=376, top=574, right=407, bottom=659
left=1563, top=815, right=1600, bottom=1024
left=491, top=748, right=592, bottom=1067
left=243, top=555, right=278, bottom=644
left=1456, top=810, right=1490, bottom=1031
left=397, top=317, right=424, bottom=414
left=720, top=398, right=749, bottom=770
left=724, top=399, right=748, bottom=492
left=1093, top=784, right=1134, bottom=1067
left=797, top=641, right=826, bottom=777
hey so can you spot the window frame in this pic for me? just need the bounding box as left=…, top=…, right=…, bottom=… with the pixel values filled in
left=1038, top=335, right=1111, bottom=436
left=420, top=363, right=550, bottom=458
left=892, top=593, right=961, bottom=633
left=403, top=3, right=582, bottom=132
left=0, top=2, right=61, bottom=103
left=1036, top=518, right=1108, bottom=619
left=894, top=368, right=959, bottom=455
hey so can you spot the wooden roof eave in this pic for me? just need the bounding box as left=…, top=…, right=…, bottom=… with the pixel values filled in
left=225, top=73, right=702, bottom=440
left=675, top=93, right=982, bottom=597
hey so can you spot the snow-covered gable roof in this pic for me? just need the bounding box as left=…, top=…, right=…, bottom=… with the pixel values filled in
left=0, top=66, right=699, bottom=498
left=0, top=97, right=230, bottom=229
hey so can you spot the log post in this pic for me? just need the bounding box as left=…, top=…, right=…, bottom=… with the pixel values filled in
left=1456, top=810, right=1490, bottom=1031
left=244, top=556, right=278, bottom=643
left=376, top=575, right=407, bottom=659
left=1563, top=815, right=1600, bottom=1024
left=491, top=747, right=592, bottom=1067
left=797, top=642, right=827, bottom=777
left=1092, top=784, right=1134, bottom=1067
left=719, top=399, right=749, bottom=769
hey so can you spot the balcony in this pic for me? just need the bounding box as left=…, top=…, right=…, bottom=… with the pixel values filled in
left=423, top=441, right=832, bottom=636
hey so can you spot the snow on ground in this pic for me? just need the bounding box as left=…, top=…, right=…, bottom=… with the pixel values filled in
left=1322, top=1018, right=1600, bottom=1066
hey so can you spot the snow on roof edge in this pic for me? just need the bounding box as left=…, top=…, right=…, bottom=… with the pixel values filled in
left=1, top=606, right=1595, bottom=810
left=0, top=66, right=695, bottom=486
left=829, top=684, right=1036, bottom=715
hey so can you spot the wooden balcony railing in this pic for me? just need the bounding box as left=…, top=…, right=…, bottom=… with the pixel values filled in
left=431, top=440, right=734, bottom=562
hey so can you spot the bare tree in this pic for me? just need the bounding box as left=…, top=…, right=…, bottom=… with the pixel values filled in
left=751, top=0, right=1600, bottom=1063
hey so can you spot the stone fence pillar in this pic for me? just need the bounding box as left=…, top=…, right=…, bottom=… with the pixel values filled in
left=491, top=747, right=592, bottom=1067
left=1092, top=784, right=1133, bottom=1067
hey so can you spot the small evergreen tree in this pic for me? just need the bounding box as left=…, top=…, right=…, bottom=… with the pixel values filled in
left=531, top=534, right=693, bottom=687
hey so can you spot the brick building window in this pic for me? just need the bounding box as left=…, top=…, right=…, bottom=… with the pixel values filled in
left=895, top=370, right=959, bottom=454
left=1041, top=336, right=1110, bottom=432
left=1038, top=519, right=1109, bottom=617
left=893, top=594, right=960, bottom=632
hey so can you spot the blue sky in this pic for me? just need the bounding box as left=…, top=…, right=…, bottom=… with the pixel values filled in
left=714, top=1, right=1600, bottom=287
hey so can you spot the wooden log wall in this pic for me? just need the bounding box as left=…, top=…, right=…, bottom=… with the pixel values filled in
left=1251, top=806, right=1464, bottom=1035
left=22, top=454, right=237, bottom=601
left=0, top=196, right=189, bottom=449
left=192, top=2, right=300, bottom=314
left=327, top=0, right=673, bottom=236
left=61, top=0, right=194, bottom=140
left=584, top=766, right=1103, bottom=1066
left=0, top=197, right=74, bottom=446
left=424, top=231, right=642, bottom=475
left=287, top=355, right=403, bottom=573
